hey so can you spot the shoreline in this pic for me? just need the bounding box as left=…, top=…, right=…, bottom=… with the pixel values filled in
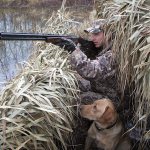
left=0, top=0, right=61, bottom=8
left=0, top=0, right=93, bottom=8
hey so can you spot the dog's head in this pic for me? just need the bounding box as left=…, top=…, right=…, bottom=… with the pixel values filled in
left=80, top=98, right=117, bottom=125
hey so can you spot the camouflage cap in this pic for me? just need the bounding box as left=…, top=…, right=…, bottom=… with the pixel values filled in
left=84, top=25, right=103, bottom=34
left=84, top=19, right=105, bottom=34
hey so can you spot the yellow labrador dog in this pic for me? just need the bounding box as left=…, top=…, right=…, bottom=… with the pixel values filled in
left=80, top=98, right=131, bottom=150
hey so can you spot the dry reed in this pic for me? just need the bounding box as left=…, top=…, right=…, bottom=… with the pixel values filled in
left=95, top=0, right=150, bottom=145
left=0, top=10, right=80, bottom=150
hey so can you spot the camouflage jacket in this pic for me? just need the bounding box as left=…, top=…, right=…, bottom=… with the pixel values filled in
left=70, top=46, right=117, bottom=99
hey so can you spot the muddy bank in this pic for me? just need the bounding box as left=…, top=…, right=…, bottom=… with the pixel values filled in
left=0, top=0, right=94, bottom=8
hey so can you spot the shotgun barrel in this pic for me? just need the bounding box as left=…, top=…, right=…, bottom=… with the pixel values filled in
left=0, top=32, right=98, bottom=59
left=0, top=32, right=77, bottom=41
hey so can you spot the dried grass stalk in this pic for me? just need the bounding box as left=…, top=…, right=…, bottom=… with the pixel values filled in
left=0, top=10, right=79, bottom=150
left=96, top=0, right=150, bottom=142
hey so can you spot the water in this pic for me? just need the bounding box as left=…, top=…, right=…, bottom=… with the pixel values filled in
left=0, top=6, right=91, bottom=89
left=0, top=8, right=57, bottom=88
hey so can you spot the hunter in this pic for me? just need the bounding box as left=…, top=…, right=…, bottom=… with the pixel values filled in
left=70, top=21, right=118, bottom=104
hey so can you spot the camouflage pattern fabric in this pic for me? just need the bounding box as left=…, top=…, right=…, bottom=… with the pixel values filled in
left=70, top=47, right=118, bottom=101
left=71, top=48, right=113, bottom=78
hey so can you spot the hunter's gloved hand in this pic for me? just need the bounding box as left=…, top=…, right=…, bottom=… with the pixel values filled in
left=56, top=38, right=76, bottom=52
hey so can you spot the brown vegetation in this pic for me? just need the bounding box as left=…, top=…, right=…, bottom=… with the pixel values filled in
left=95, top=0, right=150, bottom=148
left=0, top=0, right=94, bottom=8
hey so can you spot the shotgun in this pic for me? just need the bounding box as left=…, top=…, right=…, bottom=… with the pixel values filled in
left=0, top=32, right=99, bottom=59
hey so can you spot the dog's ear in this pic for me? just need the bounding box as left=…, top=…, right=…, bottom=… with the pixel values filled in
left=98, top=106, right=114, bottom=124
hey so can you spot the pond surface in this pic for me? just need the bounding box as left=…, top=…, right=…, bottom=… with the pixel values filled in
left=0, top=8, right=54, bottom=88
left=0, top=7, right=90, bottom=89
